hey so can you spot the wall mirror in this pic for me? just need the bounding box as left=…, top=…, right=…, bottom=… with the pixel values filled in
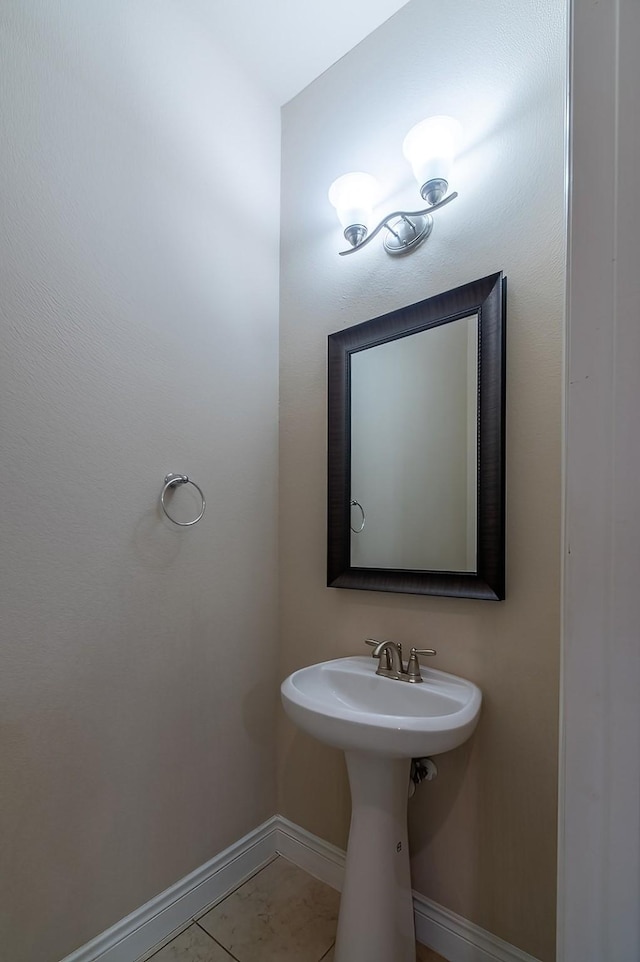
left=327, top=272, right=506, bottom=600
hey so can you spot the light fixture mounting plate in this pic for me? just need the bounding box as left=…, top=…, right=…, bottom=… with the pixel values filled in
left=383, top=214, right=433, bottom=255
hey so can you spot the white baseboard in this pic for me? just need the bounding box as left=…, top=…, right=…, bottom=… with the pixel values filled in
left=60, top=819, right=279, bottom=962
left=275, top=816, right=542, bottom=962
left=412, top=894, right=541, bottom=962
left=274, top=815, right=346, bottom=893
left=61, top=815, right=541, bottom=962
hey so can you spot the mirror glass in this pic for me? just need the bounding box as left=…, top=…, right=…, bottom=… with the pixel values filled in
left=327, top=272, right=506, bottom=600
left=350, top=314, right=478, bottom=571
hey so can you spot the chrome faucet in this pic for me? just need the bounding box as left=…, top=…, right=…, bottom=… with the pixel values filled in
left=364, top=638, right=436, bottom=683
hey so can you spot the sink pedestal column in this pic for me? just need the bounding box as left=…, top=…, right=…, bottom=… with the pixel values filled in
left=334, top=752, right=415, bottom=962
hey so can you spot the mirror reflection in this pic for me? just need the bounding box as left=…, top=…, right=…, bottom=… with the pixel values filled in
left=327, top=271, right=505, bottom=600
left=350, top=314, right=478, bottom=571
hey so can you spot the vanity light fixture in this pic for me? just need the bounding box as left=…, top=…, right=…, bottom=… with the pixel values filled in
left=328, top=115, right=462, bottom=256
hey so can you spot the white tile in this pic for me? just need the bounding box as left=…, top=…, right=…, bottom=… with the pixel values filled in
left=198, top=857, right=339, bottom=962
left=147, top=924, right=234, bottom=962
left=136, top=923, right=198, bottom=962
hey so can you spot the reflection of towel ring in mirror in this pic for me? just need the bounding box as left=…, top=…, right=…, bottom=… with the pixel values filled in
left=161, top=474, right=206, bottom=526
left=350, top=499, right=366, bottom=534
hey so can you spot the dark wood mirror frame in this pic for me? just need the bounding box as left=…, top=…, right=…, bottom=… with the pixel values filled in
left=327, top=272, right=506, bottom=600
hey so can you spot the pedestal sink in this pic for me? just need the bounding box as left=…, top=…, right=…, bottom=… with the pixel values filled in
left=281, top=655, right=481, bottom=962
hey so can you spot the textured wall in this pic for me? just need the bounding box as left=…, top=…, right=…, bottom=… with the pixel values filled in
left=0, top=4, right=280, bottom=961
left=278, top=1, right=565, bottom=960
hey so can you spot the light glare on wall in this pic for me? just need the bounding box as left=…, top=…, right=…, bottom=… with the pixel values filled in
left=329, top=115, right=461, bottom=256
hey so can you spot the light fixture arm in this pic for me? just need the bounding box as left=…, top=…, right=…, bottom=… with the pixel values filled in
left=338, top=191, right=458, bottom=256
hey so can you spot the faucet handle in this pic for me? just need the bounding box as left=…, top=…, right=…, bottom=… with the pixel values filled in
left=406, top=647, right=437, bottom=683
left=364, top=638, right=402, bottom=657
left=364, top=638, right=396, bottom=672
left=364, top=638, right=385, bottom=664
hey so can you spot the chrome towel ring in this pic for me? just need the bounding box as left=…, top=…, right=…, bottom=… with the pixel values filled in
left=161, top=474, right=206, bottom=526
left=350, top=499, right=366, bottom=534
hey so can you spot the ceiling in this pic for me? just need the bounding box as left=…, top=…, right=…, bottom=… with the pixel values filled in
left=209, top=0, right=411, bottom=105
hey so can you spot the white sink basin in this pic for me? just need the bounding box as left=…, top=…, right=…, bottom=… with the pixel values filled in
left=281, top=655, right=481, bottom=758
left=282, top=654, right=482, bottom=962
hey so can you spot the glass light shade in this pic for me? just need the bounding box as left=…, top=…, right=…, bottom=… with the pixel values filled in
left=402, top=116, right=462, bottom=194
left=328, top=172, right=380, bottom=233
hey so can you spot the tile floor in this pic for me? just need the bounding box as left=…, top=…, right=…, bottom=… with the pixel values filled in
left=141, top=856, right=447, bottom=962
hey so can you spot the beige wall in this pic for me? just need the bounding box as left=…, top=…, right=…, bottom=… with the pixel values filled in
left=278, top=2, right=565, bottom=960
left=0, top=4, right=280, bottom=961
